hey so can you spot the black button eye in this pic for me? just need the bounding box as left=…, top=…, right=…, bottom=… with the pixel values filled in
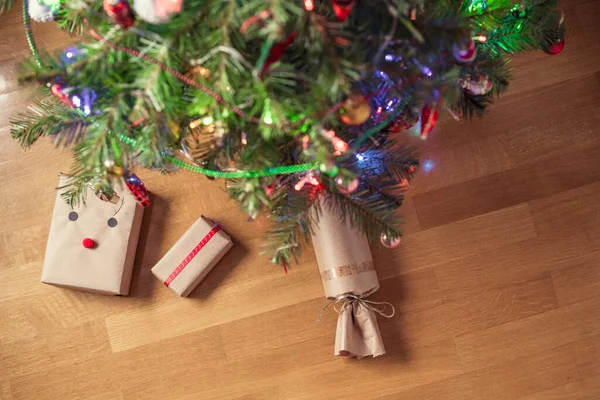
left=107, top=217, right=118, bottom=227
left=68, top=211, right=78, bottom=221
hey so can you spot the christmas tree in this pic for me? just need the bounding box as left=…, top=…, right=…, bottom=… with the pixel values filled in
left=4, top=0, right=564, bottom=268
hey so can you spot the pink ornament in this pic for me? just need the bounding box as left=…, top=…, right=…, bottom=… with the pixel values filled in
left=156, top=0, right=182, bottom=19
left=381, top=232, right=401, bottom=248
left=336, top=177, right=359, bottom=194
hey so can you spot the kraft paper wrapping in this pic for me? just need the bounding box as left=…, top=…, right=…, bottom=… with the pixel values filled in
left=41, top=175, right=144, bottom=295
left=152, top=216, right=232, bottom=297
left=311, top=203, right=386, bottom=358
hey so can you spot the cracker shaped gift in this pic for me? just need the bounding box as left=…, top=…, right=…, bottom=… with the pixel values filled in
left=41, top=175, right=145, bottom=295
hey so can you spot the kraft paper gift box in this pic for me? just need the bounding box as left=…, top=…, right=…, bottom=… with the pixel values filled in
left=41, top=175, right=145, bottom=295
left=311, top=201, right=391, bottom=358
left=151, top=216, right=233, bottom=297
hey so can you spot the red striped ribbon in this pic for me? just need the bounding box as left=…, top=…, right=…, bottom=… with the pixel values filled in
left=164, top=225, right=221, bottom=287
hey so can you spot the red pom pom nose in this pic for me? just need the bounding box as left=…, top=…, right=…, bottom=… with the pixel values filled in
left=82, top=238, right=96, bottom=249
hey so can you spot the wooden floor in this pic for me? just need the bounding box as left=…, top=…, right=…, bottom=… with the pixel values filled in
left=1, top=1, right=600, bottom=399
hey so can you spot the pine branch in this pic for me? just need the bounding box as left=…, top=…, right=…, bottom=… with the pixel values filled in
left=263, top=183, right=315, bottom=266
left=323, top=186, right=402, bottom=245
left=55, top=0, right=104, bottom=36
left=10, top=96, right=89, bottom=148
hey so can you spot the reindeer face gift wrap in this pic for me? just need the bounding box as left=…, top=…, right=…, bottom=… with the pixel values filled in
left=41, top=175, right=144, bottom=295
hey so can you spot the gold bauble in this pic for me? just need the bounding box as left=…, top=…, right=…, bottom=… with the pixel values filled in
left=339, top=93, right=371, bottom=126
left=107, top=165, right=125, bottom=177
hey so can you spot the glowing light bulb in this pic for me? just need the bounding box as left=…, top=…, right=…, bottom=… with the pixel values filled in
left=422, top=160, right=435, bottom=172
left=304, top=0, right=314, bottom=11
left=71, top=95, right=81, bottom=108
left=332, top=137, right=348, bottom=153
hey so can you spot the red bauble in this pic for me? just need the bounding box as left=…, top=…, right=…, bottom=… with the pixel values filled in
left=545, top=39, right=565, bottom=55
left=331, top=0, right=355, bottom=22
left=82, top=238, right=96, bottom=249
left=103, top=0, right=135, bottom=28
left=420, top=105, right=438, bottom=140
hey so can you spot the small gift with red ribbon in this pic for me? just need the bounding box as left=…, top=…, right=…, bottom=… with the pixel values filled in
left=151, top=216, right=233, bottom=297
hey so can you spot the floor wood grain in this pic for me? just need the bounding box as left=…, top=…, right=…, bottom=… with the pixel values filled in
left=1, top=1, right=600, bottom=399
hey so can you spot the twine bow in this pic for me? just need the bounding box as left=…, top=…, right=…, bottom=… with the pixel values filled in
left=317, top=293, right=395, bottom=323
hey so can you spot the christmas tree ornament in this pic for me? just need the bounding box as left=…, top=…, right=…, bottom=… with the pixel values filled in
left=105, top=159, right=126, bottom=177
left=388, top=109, right=418, bottom=134
left=263, top=183, right=276, bottom=197
left=452, top=39, right=477, bottom=63
left=50, top=83, right=74, bottom=107
left=336, top=177, right=360, bottom=194
left=459, top=75, right=493, bottom=95
left=331, top=0, right=355, bottom=22
left=133, top=0, right=183, bottom=24
left=125, top=172, right=151, bottom=207
left=103, top=0, right=135, bottom=29
left=180, top=120, right=218, bottom=164
left=340, top=93, right=371, bottom=126
left=259, top=33, right=298, bottom=76
left=380, top=232, right=401, bottom=248
left=545, top=38, right=564, bottom=55
left=311, top=201, right=393, bottom=358
left=151, top=216, right=233, bottom=297
left=28, top=0, right=60, bottom=22
left=41, top=175, right=144, bottom=295
left=544, top=12, right=565, bottom=55
left=419, top=105, right=439, bottom=140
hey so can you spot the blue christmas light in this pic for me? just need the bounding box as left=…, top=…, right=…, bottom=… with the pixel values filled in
left=422, top=160, right=435, bottom=172
left=61, top=46, right=84, bottom=64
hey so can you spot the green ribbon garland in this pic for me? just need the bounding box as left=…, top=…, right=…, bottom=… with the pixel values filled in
left=23, top=0, right=43, bottom=68
left=169, top=158, right=317, bottom=179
